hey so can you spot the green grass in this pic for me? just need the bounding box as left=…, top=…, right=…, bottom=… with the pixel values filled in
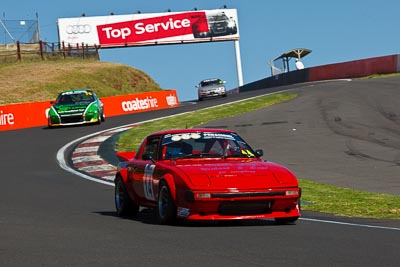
left=116, top=93, right=400, bottom=220
left=358, top=72, right=400, bottom=79
left=300, top=179, right=400, bottom=219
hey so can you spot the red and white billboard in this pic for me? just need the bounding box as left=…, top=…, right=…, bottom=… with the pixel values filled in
left=58, top=9, right=239, bottom=47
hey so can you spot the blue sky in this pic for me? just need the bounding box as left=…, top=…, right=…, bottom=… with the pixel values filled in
left=2, top=0, right=400, bottom=101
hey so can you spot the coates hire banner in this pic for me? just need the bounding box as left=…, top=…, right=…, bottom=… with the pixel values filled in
left=58, top=9, right=239, bottom=47
left=0, top=90, right=179, bottom=131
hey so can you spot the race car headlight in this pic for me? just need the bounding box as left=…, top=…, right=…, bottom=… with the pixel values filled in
left=286, top=190, right=299, bottom=197
left=196, top=193, right=211, bottom=199
left=185, top=190, right=212, bottom=202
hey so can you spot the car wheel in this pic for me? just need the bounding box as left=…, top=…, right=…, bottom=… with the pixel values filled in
left=101, top=112, right=105, bottom=122
left=115, top=177, right=139, bottom=216
left=47, top=118, right=54, bottom=129
left=156, top=182, right=176, bottom=225
left=96, top=110, right=102, bottom=125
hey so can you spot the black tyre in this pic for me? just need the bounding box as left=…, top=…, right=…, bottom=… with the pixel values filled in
left=96, top=110, right=102, bottom=125
left=115, top=177, right=139, bottom=217
left=47, top=118, right=54, bottom=129
left=156, top=182, right=176, bottom=225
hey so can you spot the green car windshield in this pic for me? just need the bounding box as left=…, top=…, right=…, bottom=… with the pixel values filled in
left=56, top=91, right=95, bottom=105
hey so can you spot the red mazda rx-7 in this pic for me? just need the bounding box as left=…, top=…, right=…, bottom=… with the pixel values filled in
left=114, top=128, right=301, bottom=225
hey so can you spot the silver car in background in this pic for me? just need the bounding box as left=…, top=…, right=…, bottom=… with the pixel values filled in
left=196, top=78, right=227, bottom=101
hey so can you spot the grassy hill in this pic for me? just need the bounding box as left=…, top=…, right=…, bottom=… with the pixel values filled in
left=0, top=59, right=161, bottom=105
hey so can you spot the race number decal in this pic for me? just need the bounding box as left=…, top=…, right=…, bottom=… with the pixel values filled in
left=143, top=164, right=155, bottom=200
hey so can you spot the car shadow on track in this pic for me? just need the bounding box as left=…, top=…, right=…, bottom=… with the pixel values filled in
left=94, top=209, right=297, bottom=227
left=43, top=123, right=101, bottom=130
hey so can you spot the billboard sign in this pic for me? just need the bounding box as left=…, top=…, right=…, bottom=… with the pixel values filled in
left=58, top=9, right=239, bottom=47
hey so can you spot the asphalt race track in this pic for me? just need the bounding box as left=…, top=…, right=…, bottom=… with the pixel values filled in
left=1, top=77, right=400, bottom=266
left=203, top=77, right=400, bottom=195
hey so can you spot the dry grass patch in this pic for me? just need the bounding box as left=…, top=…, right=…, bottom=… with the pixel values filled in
left=0, top=60, right=161, bottom=104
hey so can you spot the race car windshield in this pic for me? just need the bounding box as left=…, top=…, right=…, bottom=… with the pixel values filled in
left=56, top=92, right=94, bottom=105
left=161, top=132, right=257, bottom=160
left=200, top=79, right=222, bottom=87
left=75, top=93, right=94, bottom=103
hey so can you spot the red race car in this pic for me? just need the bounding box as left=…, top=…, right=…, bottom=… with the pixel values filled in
left=114, top=128, right=301, bottom=224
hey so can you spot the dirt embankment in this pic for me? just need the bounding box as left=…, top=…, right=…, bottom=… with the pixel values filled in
left=0, top=60, right=161, bottom=105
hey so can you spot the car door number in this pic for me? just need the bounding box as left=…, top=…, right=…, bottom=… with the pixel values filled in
left=143, top=164, right=155, bottom=201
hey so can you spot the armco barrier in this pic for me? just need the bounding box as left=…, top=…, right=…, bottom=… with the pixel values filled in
left=0, top=90, right=179, bottom=131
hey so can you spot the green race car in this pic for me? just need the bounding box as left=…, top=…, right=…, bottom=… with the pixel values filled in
left=48, top=89, right=105, bottom=127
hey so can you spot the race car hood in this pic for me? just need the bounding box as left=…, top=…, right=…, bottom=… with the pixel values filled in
left=175, top=160, right=298, bottom=189
left=53, top=103, right=90, bottom=115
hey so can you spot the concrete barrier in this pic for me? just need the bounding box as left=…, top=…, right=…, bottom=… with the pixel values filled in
left=239, top=54, right=400, bottom=92
left=309, top=54, right=399, bottom=81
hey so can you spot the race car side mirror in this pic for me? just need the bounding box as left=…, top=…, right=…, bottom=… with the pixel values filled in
left=255, top=149, right=264, bottom=157
left=143, top=153, right=156, bottom=163
left=116, top=151, right=136, bottom=162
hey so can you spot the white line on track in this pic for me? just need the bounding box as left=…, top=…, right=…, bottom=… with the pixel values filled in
left=56, top=110, right=202, bottom=186
left=300, top=217, right=400, bottom=231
